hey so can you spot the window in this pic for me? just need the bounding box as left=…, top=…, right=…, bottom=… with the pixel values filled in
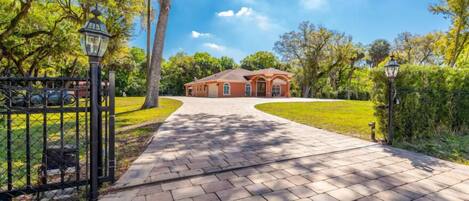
left=245, top=83, right=251, bottom=96
left=272, top=85, right=281, bottom=97
left=223, top=83, right=230, bottom=95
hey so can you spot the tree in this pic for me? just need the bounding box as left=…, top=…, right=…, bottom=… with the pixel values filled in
left=0, top=0, right=80, bottom=76
left=0, top=0, right=145, bottom=77
left=430, top=0, right=469, bottom=67
left=219, top=56, right=238, bottom=69
left=193, top=52, right=223, bottom=75
left=159, top=52, right=237, bottom=96
left=274, top=22, right=357, bottom=97
left=394, top=32, right=416, bottom=64
left=146, top=0, right=152, bottom=78
left=143, top=0, right=171, bottom=109
left=368, top=39, right=391, bottom=67
left=393, top=32, right=444, bottom=65
left=240, top=51, right=281, bottom=70
left=112, top=47, right=147, bottom=96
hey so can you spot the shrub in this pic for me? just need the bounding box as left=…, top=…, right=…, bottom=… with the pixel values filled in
left=317, top=68, right=373, bottom=100
left=371, top=65, right=469, bottom=141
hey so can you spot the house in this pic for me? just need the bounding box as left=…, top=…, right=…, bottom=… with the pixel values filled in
left=184, top=68, right=293, bottom=98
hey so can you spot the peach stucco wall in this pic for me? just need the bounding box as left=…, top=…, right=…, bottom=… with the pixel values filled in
left=218, top=82, right=246, bottom=97
left=190, top=83, right=208, bottom=97
left=185, top=73, right=291, bottom=97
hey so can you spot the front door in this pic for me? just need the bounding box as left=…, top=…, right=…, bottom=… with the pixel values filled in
left=257, top=82, right=266, bottom=97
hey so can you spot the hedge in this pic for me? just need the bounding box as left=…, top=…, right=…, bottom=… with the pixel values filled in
left=371, top=65, right=469, bottom=141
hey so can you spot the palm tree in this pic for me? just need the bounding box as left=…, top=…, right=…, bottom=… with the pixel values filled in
left=146, top=0, right=151, bottom=79
left=142, top=0, right=171, bottom=108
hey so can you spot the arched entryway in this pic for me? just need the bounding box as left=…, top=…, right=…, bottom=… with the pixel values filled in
left=270, top=75, right=290, bottom=97
left=256, top=78, right=266, bottom=97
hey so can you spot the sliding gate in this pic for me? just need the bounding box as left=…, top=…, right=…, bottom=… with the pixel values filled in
left=0, top=70, right=115, bottom=200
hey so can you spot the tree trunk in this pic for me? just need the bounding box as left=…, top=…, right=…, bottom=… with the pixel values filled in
left=142, top=0, right=171, bottom=109
left=302, top=85, right=311, bottom=98
left=146, top=0, right=151, bottom=78
left=449, top=23, right=462, bottom=67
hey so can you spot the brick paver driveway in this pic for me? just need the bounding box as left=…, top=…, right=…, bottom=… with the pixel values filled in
left=102, top=97, right=469, bottom=201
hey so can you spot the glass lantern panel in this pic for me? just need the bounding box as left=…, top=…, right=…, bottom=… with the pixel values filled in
left=385, top=67, right=392, bottom=78
left=97, top=35, right=109, bottom=57
left=385, top=66, right=398, bottom=79
left=85, top=33, right=101, bottom=56
left=392, top=67, right=399, bottom=78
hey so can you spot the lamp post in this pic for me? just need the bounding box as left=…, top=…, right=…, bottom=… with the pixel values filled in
left=79, top=7, right=110, bottom=201
left=384, top=55, right=399, bottom=145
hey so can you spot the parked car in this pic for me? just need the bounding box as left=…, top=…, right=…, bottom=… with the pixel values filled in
left=9, top=90, right=76, bottom=107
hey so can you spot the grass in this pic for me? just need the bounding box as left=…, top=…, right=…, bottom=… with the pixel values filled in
left=255, top=100, right=378, bottom=140
left=255, top=100, right=469, bottom=165
left=0, top=97, right=182, bottom=191
left=113, top=97, right=182, bottom=179
left=115, top=97, right=183, bottom=128
left=395, top=134, right=469, bottom=166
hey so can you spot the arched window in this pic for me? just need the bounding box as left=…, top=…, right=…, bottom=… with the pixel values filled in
left=245, top=83, right=251, bottom=97
left=272, top=85, right=281, bottom=97
left=223, top=83, right=230, bottom=96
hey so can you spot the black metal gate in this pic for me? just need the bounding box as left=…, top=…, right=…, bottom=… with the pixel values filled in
left=0, top=70, right=115, bottom=200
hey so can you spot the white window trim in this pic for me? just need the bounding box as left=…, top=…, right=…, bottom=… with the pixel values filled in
left=245, top=83, right=251, bottom=97
left=272, top=84, right=281, bottom=97
left=223, top=83, right=230, bottom=96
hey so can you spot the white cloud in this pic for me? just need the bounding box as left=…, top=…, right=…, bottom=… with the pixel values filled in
left=191, top=31, right=211, bottom=38
left=203, top=43, right=225, bottom=51
left=216, top=7, right=274, bottom=31
left=300, top=0, right=327, bottom=10
left=217, top=10, right=234, bottom=17
left=236, top=7, right=253, bottom=17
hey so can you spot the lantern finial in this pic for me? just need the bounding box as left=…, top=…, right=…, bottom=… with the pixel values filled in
left=91, top=4, right=101, bottom=17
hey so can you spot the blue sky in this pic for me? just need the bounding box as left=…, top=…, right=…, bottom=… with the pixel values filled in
left=129, top=0, right=450, bottom=62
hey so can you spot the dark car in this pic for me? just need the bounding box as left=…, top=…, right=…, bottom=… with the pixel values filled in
left=9, top=90, right=76, bottom=107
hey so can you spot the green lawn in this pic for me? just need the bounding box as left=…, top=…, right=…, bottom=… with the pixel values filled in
left=395, top=135, right=469, bottom=165
left=0, top=97, right=182, bottom=190
left=113, top=97, right=182, bottom=179
left=256, top=100, right=469, bottom=165
left=255, top=100, right=378, bottom=140
left=115, top=97, right=183, bottom=128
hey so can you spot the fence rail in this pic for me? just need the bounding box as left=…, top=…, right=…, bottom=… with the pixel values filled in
left=0, top=71, right=115, bottom=200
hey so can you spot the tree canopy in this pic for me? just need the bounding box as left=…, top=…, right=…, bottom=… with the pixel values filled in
left=240, top=51, right=282, bottom=70
left=274, top=22, right=360, bottom=97
left=368, top=39, right=391, bottom=67
left=160, top=52, right=239, bottom=96
left=0, top=0, right=144, bottom=77
left=430, top=0, right=469, bottom=67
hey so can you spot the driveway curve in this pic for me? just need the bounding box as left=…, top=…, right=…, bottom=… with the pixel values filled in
left=114, top=97, right=372, bottom=187
left=104, top=97, right=469, bottom=201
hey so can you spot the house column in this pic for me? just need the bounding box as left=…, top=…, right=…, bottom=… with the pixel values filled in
left=266, top=78, right=272, bottom=97
left=286, top=80, right=291, bottom=97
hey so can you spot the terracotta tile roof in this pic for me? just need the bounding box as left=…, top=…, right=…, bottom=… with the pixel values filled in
left=186, top=68, right=252, bottom=85
left=246, top=68, right=293, bottom=76
left=185, top=68, right=292, bottom=85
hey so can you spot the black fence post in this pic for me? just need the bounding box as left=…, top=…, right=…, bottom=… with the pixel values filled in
left=98, top=68, right=103, bottom=180
left=108, top=71, right=116, bottom=182
left=89, top=58, right=100, bottom=201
